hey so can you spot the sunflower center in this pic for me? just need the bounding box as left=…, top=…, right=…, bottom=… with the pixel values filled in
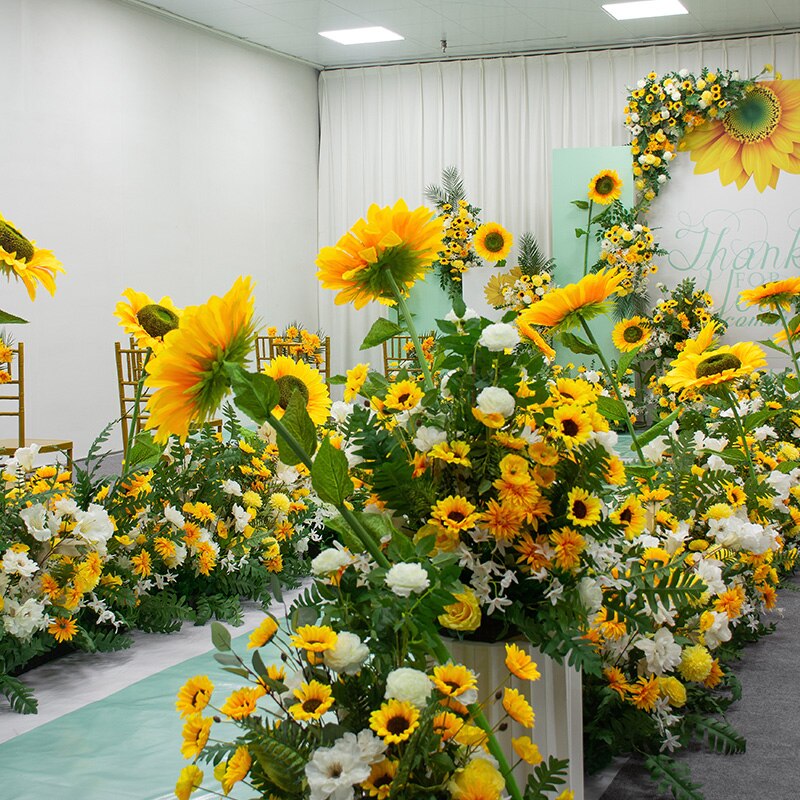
left=447, top=511, right=465, bottom=523
left=623, top=325, right=644, bottom=343
left=0, top=221, right=34, bottom=263
left=620, top=508, right=632, bottom=524
left=722, top=85, right=781, bottom=144
left=572, top=500, right=587, bottom=519
left=483, top=232, right=505, bottom=253
left=302, top=698, right=323, bottom=713
left=276, top=374, right=310, bottom=410
left=561, top=419, right=579, bottom=437
left=397, top=391, right=410, bottom=404
left=386, top=715, right=410, bottom=735
left=696, top=352, right=742, bottom=378
left=594, top=176, right=615, bottom=196
left=374, top=776, right=393, bottom=788
left=137, top=304, right=179, bottom=338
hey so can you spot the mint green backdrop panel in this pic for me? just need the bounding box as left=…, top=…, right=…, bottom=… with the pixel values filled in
left=400, top=269, right=452, bottom=333
left=0, top=629, right=281, bottom=800
left=550, top=147, right=634, bottom=366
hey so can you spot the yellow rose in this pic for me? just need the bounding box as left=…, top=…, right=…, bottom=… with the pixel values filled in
left=439, top=590, right=482, bottom=632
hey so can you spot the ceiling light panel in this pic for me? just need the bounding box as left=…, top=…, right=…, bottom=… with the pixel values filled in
left=319, top=26, right=404, bottom=44
left=602, top=0, right=689, bottom=20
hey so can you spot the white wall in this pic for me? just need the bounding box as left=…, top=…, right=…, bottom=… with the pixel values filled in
left=1, top=0, right=320, bottom=457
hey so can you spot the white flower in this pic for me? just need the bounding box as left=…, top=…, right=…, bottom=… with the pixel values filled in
left=753, top=425, right=777, bottom=441
left=384, top=667, right=432, bottom=708
left=346, top=730, right=386, bottom=765
left=694, top=559, right=725, bottom=596
left=312, top=547, right=353, bottom=576
left=305, top=740, right=372, bottom=800
left=330, top=401, right=354, bottom=424
left=324, top=632, right=369, bottom=674
left=163, top=542, right=187, bottom=568
left=412, top=425, right=447, bottom=453
left=3, top=597, right=47, bottom=639
left=703, top=610, right=732, bottom=649
left=257, top=422, right=277, bottom=444
left=385, top=563, right=430, bottom=597
left=221, top=479, right=242, bottom=496
left=445, top=307, right=479, bottom=323
left=13, top=443, right=40, bottom=472
left=578, top=576, right=603, bottom=613
left=642, top=435, right=669, bottom=464
left=231, top=504, right=252, bottom=532
left=592, top=430, right=618, bottom=454
left=478, top=322, right=519, bottom=351
left=19, top=503, right=58, bottom=542
left=476, top=386, right=515, bottom=418
left=71, top=504, right=114, bottom=546
left=635, top=627, right=682, bottom=675
left=53, top=497, right=78, bottom=517
left=164, top=505, right=186, bottom=528
left=706, top=454, right=734, bottom=473
left=2, top=549, right=39, bottom=578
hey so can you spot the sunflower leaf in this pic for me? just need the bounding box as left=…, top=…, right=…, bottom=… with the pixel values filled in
left=756, top=312, right=780, bottom=325
left=360, top=317, right=404, bottom=350
left=226, top=365, right=280, bottom=425
left=571, top=200, right=590, bottom=210
left=560, top=331, right=599, bottom=356
left=757, top=338, right=788, bottom=355
left=595, top=395, right=628, bottom=422
left=0, top=309, right=28, bottom=324
left=277, top=391, right=317, bottom=466
left=311, top=436, right=353, bottom=505
left=615, top=346, right=641, bottom=380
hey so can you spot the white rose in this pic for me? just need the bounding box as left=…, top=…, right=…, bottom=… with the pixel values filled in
left=385, top=667, right=432, bottom=708
left=445, top=307, right=479, bottom=323
left=323, top=631, right=369, bottom=674
left=19, top=503, right=58, bottom=542
left=385, top=563, right=430, bottom=597
left=578, top=577, right=603, bottom=613
left=330, top=401, right=354, bottom=424
left=164, top=504, right=186, bottom=527
left=413, top=426, right=448, bottom=453
left=221, top=479, right=242, bottom=496
left=2, top=549, right=39, bottom=578
left=311, top=548, right=353, bottom=576
left=476, top=386, right=515, bottom=418
left=13, top=443, right=40, bottom=472
left=478, top=322, right=520, bottom=352
left=3, top=597, right=47, bottom=639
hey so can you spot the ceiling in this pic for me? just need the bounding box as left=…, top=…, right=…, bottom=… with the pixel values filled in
left=127, top=0, right=800, bottom=69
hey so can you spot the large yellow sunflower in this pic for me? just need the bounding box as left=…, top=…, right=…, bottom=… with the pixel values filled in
left=0, top=213, right=64, bottom=300
left=587, top=170, right=623, bottom=205
left=661, top=340, right=767, bottom=393
left=316, top=200, right=444, bottom=309
left=612, top=316, right=651, bottom=352
left=518, top=268, right=626, bottom=331
left=474, top=222, right=513, bottom=262
left=740, top=276, right=800, bottom=310
left=369, top=699, right=420, bottom=744
left=115, top=288, right=182, bottom=351
left=679, top=81, right=800, bottom=192
left=143, top=276, right=256, bottom=443
left=263, top=355, right=331, bottom=425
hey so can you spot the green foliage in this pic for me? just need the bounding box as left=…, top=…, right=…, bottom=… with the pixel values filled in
left=517, top=232, right=555, bottom=277
left=645, top=754, right=705, bottom=800
left=523, top=756, right=570, bottom=799
left=132, top=591, right=194, bottom=633
left=360, top=317, right=404, bottom=350
left=0, top=674, right=37, bottom=714
left=685, top=715, right=746, bottom=755
left=277, top=390, right=318, bottom=466
left=312, top=437, right=353, bottom=505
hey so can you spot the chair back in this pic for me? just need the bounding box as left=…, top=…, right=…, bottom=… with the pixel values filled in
left=255, top=333, right=331, bottom=388
left=254, top=335, right=274, bottom=374
left=114, top=339, right=152, bottom=450
left=382, top=334, right=434, bottom=381
left=0, top=342, right=25, bottom=446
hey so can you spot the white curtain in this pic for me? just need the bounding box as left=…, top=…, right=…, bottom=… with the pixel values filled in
left=317, top=31, right=800, bottom=377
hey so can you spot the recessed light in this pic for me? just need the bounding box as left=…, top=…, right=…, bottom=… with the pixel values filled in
left=319, top=26, right=404, bottom=45
left=602, top=0, right=688, bottom=20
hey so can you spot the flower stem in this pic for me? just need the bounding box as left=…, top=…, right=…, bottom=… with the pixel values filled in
left=776, top=306, right=800, bottom=376
left=385, top=271, right=435, bottom=392
left=720, top=386, right=757, bottom=484
left=580, top=318, right=648, bottom=466
left=583, top=200, right=594, bottom=277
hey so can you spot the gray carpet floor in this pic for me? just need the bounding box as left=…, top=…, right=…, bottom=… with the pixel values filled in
left=599, top=576, right=800, bottom=799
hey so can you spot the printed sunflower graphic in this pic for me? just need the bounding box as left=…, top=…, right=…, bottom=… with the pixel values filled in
left=679, top=80, right=800, bottom=192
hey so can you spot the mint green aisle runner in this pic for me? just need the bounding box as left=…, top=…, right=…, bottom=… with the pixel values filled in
left=0, top=629, right=281, bottom=800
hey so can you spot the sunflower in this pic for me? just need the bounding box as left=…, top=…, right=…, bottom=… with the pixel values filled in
left=0, top=212, right=64, bottom=300
left=502, top=687, right=535, bottom=727
left=362, top=760, right=398, bottom=799
left=566, top=487, right=602, bottom=527
left=430, top=495, right=479, bottom=533
left=517, top=318, right=557, bottom=359
left=219, top=687, right=263, bottom=719
left=316, top=200, right=444, bottom=309
left=115, top=288, right=182, bottom=351
left=432, top=711, right=464, bottom=742
left=587, top=170, right=623, bottom=205
left=263, top=355, right=331, bottom=425
left=612, top=316, right=651, bottom=352
left=344, top=363, right=370, bottom=401
left=247, top=615, right=279, bottom=649
left=547, top=405, right=593, bottom=449
left=430, top=663, right=478, bottom=700
left=679, top=81, right=800, bottom=192
left=474, top=222, right=513, bottom=262
left=144, top=276, right=256, bottom=443
left=289, top=680, right=334, bottom=721
left=219, top=746, right=252, bottom=795
left=550, top=377, right=598, bottom=407
left=504, top=643, right=541, bottom=681
left=290, top=624, right=338, bottom=653
left=609, top=495, right=646, bottom=539
left=180, top=714, right=212, bottom=760
left=518, top=268, right=626, bottom=331
left=740, top=276, right=800, bottom=310
left=661, top=340, right=767, bottom=393
left=369, top=699, right=420, bottom=744
left=384, top=379, right=423, bottom=412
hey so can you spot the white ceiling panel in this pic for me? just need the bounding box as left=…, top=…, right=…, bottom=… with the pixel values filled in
left=126, top=0, right=800, bottom=68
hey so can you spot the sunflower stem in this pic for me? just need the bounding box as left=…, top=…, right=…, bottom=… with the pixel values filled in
left=579, top=318, right=648, bottom=466
left=720, top=386, right=758, bottom=484
left=583, top=200, right=594, bottom=277
left=776, top=306, right=800, bottom=377
left=264, top=410, right=391, bottom=570
left=428, top=637, right=524, bottom=800
left=385, top=271, right=435, bottom=392
left=123, top=347, right=152, bottom=469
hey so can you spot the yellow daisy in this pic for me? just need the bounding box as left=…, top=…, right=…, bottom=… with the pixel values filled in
left=474, top=222, right=514, bottom=262
left=512, top=735, right=543, bottom=765
left=612, top=316, right=651, bottom=352
left=180, top=714, right=212, bottom=760
left=344, top=362, right=370, bottom=401
left=505, top=642, right=541, bottom=681
left=0, top=212, right=64, bottom=300
left=550, top=527, right=586, bottom=570
left=502, top=687, right=535, bottom=727
left=263, top=355, right=331, bottom=425
left=144, top=276, right=256, bottom=443
left=430, top=495, right=479, bottom=533
left=220, top=746, right=251, bottom=795
left=289, top=624, right=338, bottom=653
left=247, top=616, right=279, bottom=649
left=587, top=170, right=623, bottom=205
left=114, top=288, right=182, bottom=351
left=316, top=200, right=444, bottom=309
left=175, top=764, right=204, bottom=800
left=384, top=379, right=423, bottom=411
left=430, top=663, right=478, bottom=699
left=219, top=687, right=263, bottom=719
left=48, top=616, right=78, bottom=643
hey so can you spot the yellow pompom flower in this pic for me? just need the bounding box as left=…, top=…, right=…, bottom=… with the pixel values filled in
left=679, top=644, right=713, bottom=682
left=449, top=757, right=505, bottom=800
left=658, top=676, right=687, bottom=708
left=474, top=222, right=514, bottom=262
left=0, top=212, right=64, bottom=300
left=144, top=276, right=257, bottom=443
left=316, top=200, right=444, bottom=309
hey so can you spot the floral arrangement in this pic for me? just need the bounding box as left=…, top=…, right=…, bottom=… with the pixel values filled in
left=265, top=323, right=328, bottom=368
left=484, top=234, right=555, bottom=313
